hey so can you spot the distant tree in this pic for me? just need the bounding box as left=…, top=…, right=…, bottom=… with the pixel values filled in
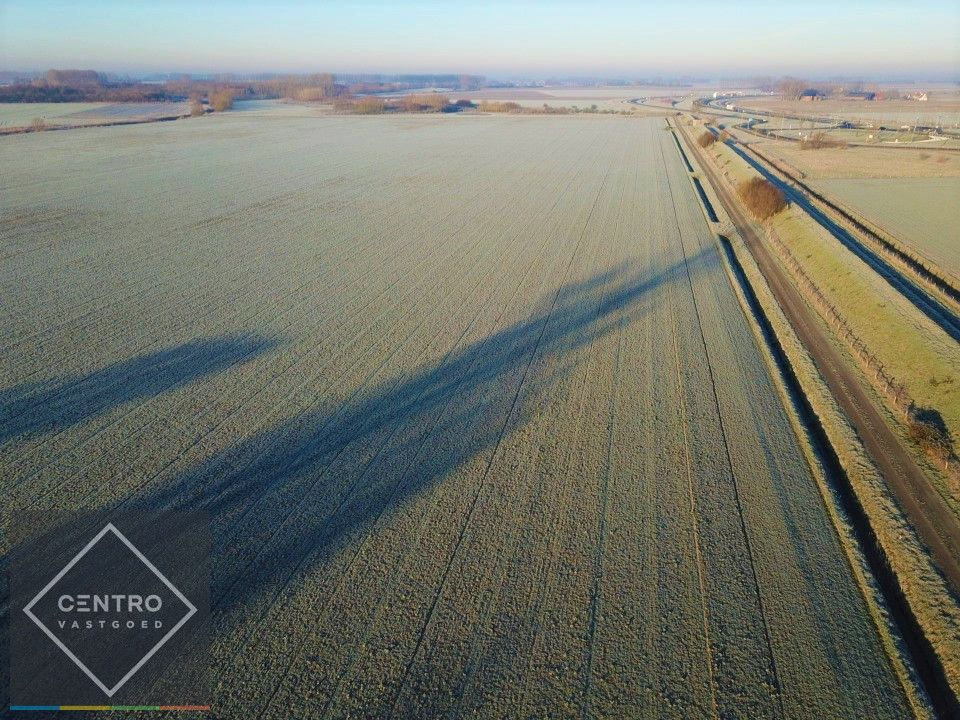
left=398, top=94, right=449, bottom=112
left=752, top=76, right=776, bottom=92
left=458, top=74, right=477, bottom=90
left=357, top=96, right=387, bottom=114
left=314, top=73, right=336, bottom=96
left=777, top=77, right=808, bottom=100
left=799, top=131, right=845, bottom=150
left=30, top=117, right=47, bottom=131
left=209, top=89, right=235, bottom=111
left=44, top=69, right=104, bottom=87
left=208, top=73, right=346, bottom=102
left=478, top=100, right=522, bottom=113
left=189, top=95, right=205, bottom=116
left=296, top=87, right=326, bottom=101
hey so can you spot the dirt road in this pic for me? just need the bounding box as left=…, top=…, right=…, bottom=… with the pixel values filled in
left=681, top=123, right=960, bottom=593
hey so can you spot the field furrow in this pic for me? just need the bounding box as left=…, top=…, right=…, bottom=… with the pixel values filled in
left=1, top=112, right=913, bottom=718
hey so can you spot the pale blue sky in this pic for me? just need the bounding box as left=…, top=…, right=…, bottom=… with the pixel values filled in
left=1, top=1, right=957, bottom=79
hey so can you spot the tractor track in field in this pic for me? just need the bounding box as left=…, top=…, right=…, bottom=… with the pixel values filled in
left=383, top=167, right=611, bottom=720
left=4, top=114, right=920, bottom=717
left=663, top=134, right=784, bottom=716
left=221, top=141, right=610, bottom=717
left=5, top=122, right=556, bottom=501
left=250, top=161, right=592, bottom=719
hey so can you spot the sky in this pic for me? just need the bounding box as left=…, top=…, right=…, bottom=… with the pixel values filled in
left=1, top=0, right=958, bottom=80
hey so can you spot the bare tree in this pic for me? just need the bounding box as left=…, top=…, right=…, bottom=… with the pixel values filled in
left=777, top=77, right=808, bottom=100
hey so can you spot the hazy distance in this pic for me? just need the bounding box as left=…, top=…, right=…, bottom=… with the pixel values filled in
left=1, top=0, right=958, bottom=81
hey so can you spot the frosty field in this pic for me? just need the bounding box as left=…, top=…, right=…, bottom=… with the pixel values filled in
left=0, top=101, right=106, bottom=127
left=0, top=112, right=912, bottom=717
left=0, top=100, right=191, bottom=129
left=816, top=176, right=960, bottom=279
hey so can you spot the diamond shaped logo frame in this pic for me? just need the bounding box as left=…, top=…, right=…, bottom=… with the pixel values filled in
left=22, top=522, right=198, bottom=698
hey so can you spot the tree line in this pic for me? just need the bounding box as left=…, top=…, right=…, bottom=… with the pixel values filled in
left=0, top=69, right=486, bottom=106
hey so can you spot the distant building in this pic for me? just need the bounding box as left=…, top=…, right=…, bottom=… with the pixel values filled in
left=910, top=92, right=929, bottom=102
left=846, top=90, right=876, bottom=101
left=799, top=88, right=824, bottom=101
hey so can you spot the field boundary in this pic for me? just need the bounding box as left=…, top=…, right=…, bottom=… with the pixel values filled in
left=667, top=117, right=932, bottom=717
left=762, top=224, right=959, bottom=479
left=685, top=114, right=960, bottom=590
left=0, top=111, right=194, bottom=136
left=715, top=231, right=934, bottom=720
left=720, top=138, right=960, bottom=342
left=671, top=116, right=959, bottom=718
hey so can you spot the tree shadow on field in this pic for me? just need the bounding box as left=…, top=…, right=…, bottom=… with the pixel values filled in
left=136, top=247, right=715, bottom=616
left=0, top=334, right=279, bottom=444
left=4, top=247, right=718, bottom=708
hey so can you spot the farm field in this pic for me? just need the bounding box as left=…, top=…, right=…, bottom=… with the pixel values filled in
left=765, top=126, right=960, bottom=149
left=737, top=91, right=960, bottom=128
left=453, top=88, right=637, bottom=111
left=0, top=100, right=191, bottom=129
left=743, top=138, right=960, bottom=180
left=727, top=118, right=960, bottom=180
left=815, top=177, right=960, bottom=279
left=0, top=101, right=105, bottom=127
left=468, top=97, right=636, bottom=111
left=60, top=100, right=192, bottom=120
left=452, top=85, right=717, bottom=112
left=0, top=112, right=913, bottom=717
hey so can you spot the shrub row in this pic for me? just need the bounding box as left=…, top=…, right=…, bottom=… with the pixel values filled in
left=696, top=131, right=716, bottom=148
left=799, top=131, right=846, bottom=150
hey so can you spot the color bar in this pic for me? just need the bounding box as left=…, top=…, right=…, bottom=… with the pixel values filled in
left=10, top=705, right=210, bottom=712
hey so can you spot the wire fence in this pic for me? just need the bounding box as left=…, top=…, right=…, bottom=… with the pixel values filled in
left=744, top=143, right=960, bottom=308
left=766, top=226, right=958, bottom=481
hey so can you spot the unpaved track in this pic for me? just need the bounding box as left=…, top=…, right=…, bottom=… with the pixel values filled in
left=684, top=124, right=960, bottom=595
